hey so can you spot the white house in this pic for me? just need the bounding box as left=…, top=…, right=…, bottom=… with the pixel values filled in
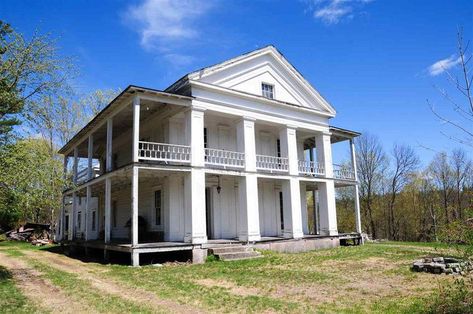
left=57, top=46, right=362, bottom=266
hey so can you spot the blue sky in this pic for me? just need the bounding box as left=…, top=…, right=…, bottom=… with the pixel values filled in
left=1, top=0, right=472, bottom=165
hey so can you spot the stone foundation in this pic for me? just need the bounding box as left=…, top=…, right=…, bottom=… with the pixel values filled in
left=412, top=257, right=473, bottom=275
left=253, top=237, right=339, bottom=253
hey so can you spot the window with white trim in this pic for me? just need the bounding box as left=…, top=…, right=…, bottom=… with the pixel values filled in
left=262, top=83, right=274, bottom=99
left=155, top=190, right=162, bottom=226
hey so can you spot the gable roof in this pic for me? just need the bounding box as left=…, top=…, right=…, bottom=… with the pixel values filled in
left=166, top=45, right=336, bottom=115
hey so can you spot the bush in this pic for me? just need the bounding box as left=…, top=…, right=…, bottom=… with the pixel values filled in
left=422, top=278, right=473, bottom=314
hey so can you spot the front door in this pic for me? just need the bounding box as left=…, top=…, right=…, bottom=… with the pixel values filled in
left=205, top=187, right=212, bottom=239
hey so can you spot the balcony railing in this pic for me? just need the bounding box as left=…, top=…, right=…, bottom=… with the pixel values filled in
left=76, top=165, right=100, bottom=184
left=256, top=155, right=288, bottom=172
left=298, top=160, right=325, bottom=176
left=205, top=148, right=245, bottom=169
left=138, top=141, right=191, bottom=163
left=333, top=164, right=356, bottom=180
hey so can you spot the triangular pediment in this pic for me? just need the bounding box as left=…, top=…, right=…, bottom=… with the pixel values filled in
left=187, top=46, right=336, bottom=115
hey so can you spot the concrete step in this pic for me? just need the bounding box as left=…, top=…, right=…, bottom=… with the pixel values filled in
left=209, top=246, right=251, bottom=254
left=217, top=251, right=262, bottom=261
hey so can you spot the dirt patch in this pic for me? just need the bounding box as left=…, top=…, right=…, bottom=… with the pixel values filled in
left=23, top=250, right=199, bottom=313
left=0, top=251, right=91, bottom=313
left=195, top=278, right=262, bottom=297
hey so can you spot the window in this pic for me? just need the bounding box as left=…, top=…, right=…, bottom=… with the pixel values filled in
left=204, top=128, right=208, bottom=149
left=279, top=191, right=284, bottom=230
left=112, top=201, right=117, bottom=228
left=92, top=210, right=96, bottom=231
left=276, top=139, right=281, bottom=158
left=262, top=83, right=274, bottom=99
left=77, top=211, right=82, bottom=230
left=155, top=190, right=162, bottom=226
left=65, top=215, right=69, bottom=232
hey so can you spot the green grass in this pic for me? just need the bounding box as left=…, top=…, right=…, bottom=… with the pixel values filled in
left=0, top=266, right=37, bottom=313
left=0, top=240, right=469, bottom=313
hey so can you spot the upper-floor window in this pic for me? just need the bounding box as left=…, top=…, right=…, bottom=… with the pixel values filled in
left=262, top=83, right=274, bottom=99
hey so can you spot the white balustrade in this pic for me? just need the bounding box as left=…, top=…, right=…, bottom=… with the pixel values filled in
left=256, top=155, right=288, bottom=172
left=333, top=164, right=356, bottom=180
left=138, top=141, right=191, bottom=163
left=298, top=160, right=325, bottom=176
left=76, top=165, right=100, bottom=184
left=204, top=148, right=245, bottom=169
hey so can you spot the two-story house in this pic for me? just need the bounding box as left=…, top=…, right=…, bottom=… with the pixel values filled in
left=57, top=46, right=362, bottom=266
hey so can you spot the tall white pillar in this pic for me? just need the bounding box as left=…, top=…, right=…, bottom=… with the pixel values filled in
left=315, top=132, right=337, bottom=236
left=237, top=117, right=257, bottom=172
left=350, top=139, right=362, bottom=235
left=104, top=177, right=111, bottom=243
left=106, top=118, right=113, bottom=172
left=238, top=174, right=261, bottom=242
left=85, top=186, right=91, bottom=241
left=73, top=147, right=78, bottom=185
left=184, top=169, right=207, bottom=243
left=185, top=106, right=205, bottom=167
left=236, top=117, right=260, bottom=242
left=279, top=126, right=299, bottom=175
left=87, top=134, right=94, bottom=180
left=131, top=166, right=139, bottom=246
left=281, top=178, right=304, bottom=239
left=70, top=192, right=77, bottom=240
left=132, top=96, right=140, bottom=163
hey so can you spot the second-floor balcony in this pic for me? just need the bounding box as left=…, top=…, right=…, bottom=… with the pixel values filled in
left=205, top=148, right=245, bottom=169
left=298, top=160, right=325, bottom=176
left=333, top=164, right=356, bottom=181
left=256, top=155, right=288, bottom=173
left=138, top=141, right=191, bottom=164
left=77, top=165, right=100, bottom=184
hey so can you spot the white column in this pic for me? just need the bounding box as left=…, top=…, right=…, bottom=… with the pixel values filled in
left=131, top=166, right=139, bottom=246
left=237, top=117, right=256, bottom=172
left=315, top=132, right=333, bottom=177
left=104, top=177, right=111, bottom=243
left=132, top=96, right=140, bottom=163
left=70, top=192, right=77, bottom=240
left=279, top=126, right=299, bottom=175
left=85, top=186, right=91, bottom=241
left=73, top=147, right=78, bottom=185
left=236, top=117, right=260, bottom=242
left=281, top=178, right=304, bottom=239
left=300, top=181, right=309, bottom=235
left=238, top=174, right=261, bottom=242
left=106, top=118, right=113, bottom=172
left=87, top=134, right=94, bottom=180
left=185, top=106, right=205, bottom=167
left=184, top=169, right=207, bottom=243
left=350, top=139, right=362, bottom=235
left=318, top=181, right=338, bottom=235
left=315, top=132, right=337, bottom=236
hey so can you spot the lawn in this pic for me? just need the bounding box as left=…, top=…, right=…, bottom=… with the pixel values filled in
left=0, top=240, right=471, bottom=313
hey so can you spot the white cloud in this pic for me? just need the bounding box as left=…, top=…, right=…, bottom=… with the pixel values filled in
left=123, top=0, right=213, bottom=50
left=428, top=55, right=462, bottom=76
left=163, top=53, right=195, bottom=67
left=305, top=0, right=373, bottom=24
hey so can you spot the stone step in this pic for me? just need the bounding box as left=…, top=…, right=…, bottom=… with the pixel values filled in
left=217, top=251, right=262, bottom=261
left=209, top=246, right=251, bottom=254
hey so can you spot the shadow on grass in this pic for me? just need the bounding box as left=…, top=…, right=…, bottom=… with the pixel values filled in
left=0, top=265, right=13, bottom=282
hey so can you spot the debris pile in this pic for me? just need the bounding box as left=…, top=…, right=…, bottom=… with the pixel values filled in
left=412, top=257, right=473, bottom=275
left=5, top=223, right=51, bottom=246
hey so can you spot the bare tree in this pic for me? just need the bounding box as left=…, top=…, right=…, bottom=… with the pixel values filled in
left=428, top=28, right=473, bottom=147
left=388, top=144, right=419, bottom=240
left=429, top=152, right=454, bottom=224
left=450, top=148, right=472, bottom=220
left=355, top=133, right=388, bottom=239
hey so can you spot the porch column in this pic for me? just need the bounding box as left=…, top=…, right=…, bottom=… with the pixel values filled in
left=315, top=132, right=338, bottom=236
left=131, top=166, right=139, bottom=246
left=85, top=185, right=91, bottom=241
left=73, top=147, right=78, bottom=185
left=185, top=105, right=205, bottom=167
left=104, top=177, right=111, bottom=243
left=106, top=118, right=113, bottom=172
left=279, top=126, right=303, bottom=239
left=87, top=134, right=94, bottom=180
left=70, top=192, right=77, bottom=240
left=184, top=169, right=207, bottom=243
left=237, top=117, right=260, bottom=242
left=350, top=139, right=362, bottom=235
left=132, top=96, right=140, bottom=163
left=279, top=126, right=299, bottom=176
